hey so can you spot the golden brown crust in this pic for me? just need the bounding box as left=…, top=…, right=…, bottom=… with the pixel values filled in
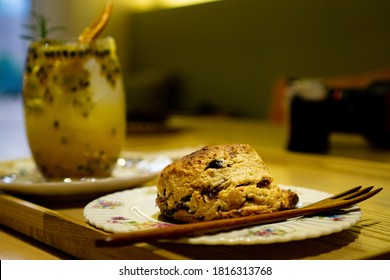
left=156, top=144, right=299, bottom=223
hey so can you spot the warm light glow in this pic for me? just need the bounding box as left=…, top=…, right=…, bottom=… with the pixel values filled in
left=126, top=0, right=221, bottom=11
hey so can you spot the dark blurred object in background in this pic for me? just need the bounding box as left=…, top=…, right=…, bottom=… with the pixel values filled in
left=287, top=78, right=390, bottom=153
left=124, top=69, right=181, bottom=133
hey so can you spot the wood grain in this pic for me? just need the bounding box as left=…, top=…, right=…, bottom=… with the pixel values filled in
left=0, top=194, right=175, bottom=259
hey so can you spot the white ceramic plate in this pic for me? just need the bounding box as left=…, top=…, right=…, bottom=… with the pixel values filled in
left=83, top=185, right=361, bottom=245
left=0, top=156, right=172, bottom=196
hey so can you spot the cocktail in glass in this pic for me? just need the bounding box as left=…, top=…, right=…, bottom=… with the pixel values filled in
left=23, top=36, right=126, bottom=178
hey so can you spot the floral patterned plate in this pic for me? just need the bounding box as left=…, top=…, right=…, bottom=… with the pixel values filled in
left=83, top=185, right=361, bottom=245
left=0, top=156, right=171, bottom=196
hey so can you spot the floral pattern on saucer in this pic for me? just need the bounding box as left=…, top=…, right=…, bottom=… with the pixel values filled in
left=245, top=227, right=289, bottom=238
left=90, top=200, right=124, bottom=209
left=108, top=217, right=172, bottom=231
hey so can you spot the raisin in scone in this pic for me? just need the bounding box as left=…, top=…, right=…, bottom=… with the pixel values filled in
left=156, top=144, right=299, bottom=223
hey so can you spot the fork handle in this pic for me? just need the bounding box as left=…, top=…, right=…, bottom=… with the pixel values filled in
left=96, top=206, right=338, bottom=246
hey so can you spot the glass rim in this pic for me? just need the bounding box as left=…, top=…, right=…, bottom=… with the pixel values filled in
left=27, top=36, right=116, bottom=49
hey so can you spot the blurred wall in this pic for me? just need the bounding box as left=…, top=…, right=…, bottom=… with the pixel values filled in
left=129, top=0, right=390, bottom=118
left=30, top=0, right=390, bottom=118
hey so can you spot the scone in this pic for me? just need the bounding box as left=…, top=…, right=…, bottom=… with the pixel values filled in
left=156, top=144, right=299, bottom=223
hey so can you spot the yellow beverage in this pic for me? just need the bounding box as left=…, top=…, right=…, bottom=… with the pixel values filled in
left=23, top=37, right=126, bottom=178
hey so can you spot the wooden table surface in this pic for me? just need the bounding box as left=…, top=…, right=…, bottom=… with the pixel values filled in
left=1, top=113, right=389, bottom=260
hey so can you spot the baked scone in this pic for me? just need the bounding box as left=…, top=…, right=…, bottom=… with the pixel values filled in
left=156, top=144, right=299, bottom=223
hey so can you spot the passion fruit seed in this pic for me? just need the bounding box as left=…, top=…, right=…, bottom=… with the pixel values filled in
left=60, top=137, right=68, bottom=145
left=44, top=88, right=54, bottom=103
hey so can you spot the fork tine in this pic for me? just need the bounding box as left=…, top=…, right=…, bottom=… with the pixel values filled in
left=305, top=186, right=370, bottom=208
left=341, top=186, right=374, bottom=200
left=305, top=187, right=383, bottom=214
left=330, top=187, right=383, bottom=210
left=346, top=187, right=382, bottom=204
left=330, top=186, right=362, bottom=199
left=306, top=186, right=362, bottom=208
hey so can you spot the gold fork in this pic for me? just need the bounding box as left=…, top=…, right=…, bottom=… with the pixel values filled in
left=96, top=186, right=382, bottom=246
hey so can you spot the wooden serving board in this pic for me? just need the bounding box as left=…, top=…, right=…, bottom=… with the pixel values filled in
left=0, top=193, right=186, bottom=260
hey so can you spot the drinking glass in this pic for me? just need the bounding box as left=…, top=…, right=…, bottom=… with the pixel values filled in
left=23, top=36, right=126, bottom=178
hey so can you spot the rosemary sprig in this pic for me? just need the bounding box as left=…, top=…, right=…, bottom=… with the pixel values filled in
left=20, top=11, right=66, bottom=41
